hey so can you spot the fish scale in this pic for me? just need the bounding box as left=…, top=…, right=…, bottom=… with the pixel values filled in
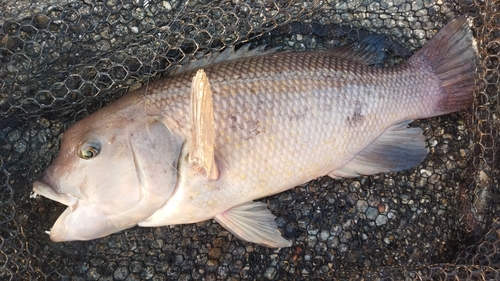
left=149, top=56, right=428, bottom=218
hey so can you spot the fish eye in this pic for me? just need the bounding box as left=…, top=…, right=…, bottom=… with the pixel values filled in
left=77, top=139, right=101, bottom=160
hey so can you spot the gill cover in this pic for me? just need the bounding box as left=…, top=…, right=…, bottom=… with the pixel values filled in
left=49, top=119, right=183, bottom=241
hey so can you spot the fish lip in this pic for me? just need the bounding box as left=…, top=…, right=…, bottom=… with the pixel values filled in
left=33, top=179, right=78, bottom=207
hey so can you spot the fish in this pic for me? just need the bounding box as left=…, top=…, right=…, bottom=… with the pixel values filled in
left=32, top=17, right=477, bottom=247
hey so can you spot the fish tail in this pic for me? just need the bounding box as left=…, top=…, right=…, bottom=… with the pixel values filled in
left=409, top=16, right=477, bottom=116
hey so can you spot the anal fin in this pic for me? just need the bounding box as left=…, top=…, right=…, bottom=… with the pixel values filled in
left=329, top=121, right=429, bottom=178
left=214, top=201, right=292, bottom=248
left=189, top=69, right=219, bottom=180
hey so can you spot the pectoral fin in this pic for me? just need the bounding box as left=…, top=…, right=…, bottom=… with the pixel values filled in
left=189, top=69, right=219, bottom=180
left=214, top=201, right=292, bottom=248
left=329, top=121, right=428, bottom=178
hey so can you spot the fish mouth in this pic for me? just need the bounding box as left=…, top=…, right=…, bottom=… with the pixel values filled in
left=32, top=179, right=113, bottom=242
left=33, top=180, right=78, bottom=207
left=33, top=178, right=81, bottom=242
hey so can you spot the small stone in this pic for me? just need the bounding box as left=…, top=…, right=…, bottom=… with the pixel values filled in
left=319, top=230, right=330, bottom=241
left=420, top=169, right=433, bottom=177
left=162, top=1, right=172, bottom=10
left=366, top=206, right=379, bottom=220
left=375, top=215, right=388, bottom=226
left=387, top=212, right=396, bottom=219
left=411, top=0, right=423, bottom=11
left=378, top=203, right=388, bottom=213
left=356, top=200, right=368, bottom=213
left=208, top=247, right=222, bottom=259
left=114, top=267, right=129, bottom=280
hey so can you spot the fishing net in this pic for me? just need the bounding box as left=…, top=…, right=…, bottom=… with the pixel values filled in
left=1, top=0, right=499, bottom=280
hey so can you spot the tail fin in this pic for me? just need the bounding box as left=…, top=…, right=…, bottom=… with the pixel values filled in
left=409, top=16, right=477, bottom=115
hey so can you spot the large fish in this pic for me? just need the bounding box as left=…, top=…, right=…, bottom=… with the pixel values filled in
left=32, top=17, right=477, bottom=247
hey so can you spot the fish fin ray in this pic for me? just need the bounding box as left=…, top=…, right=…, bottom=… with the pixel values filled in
left=189, top=69, right=219, bottom=180
left=214, top=201, right=292, bottom=248
left=330, top=34, right=389, bottom=66
left=170, top=44, right=278, bottom=75
left=408, top=16, right=477, bottom=116
left=329, top=121, right=428, bottom=178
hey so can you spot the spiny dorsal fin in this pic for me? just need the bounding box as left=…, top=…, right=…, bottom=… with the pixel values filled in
left=189, top=69, right=219, bottom=180
left=170, top=44, right=278, bottom=75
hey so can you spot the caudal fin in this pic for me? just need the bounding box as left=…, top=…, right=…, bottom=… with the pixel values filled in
left=409, top=16, right=477, bottom=115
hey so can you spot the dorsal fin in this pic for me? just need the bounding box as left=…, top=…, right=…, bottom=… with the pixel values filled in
left=169, top=44, right=278, bottom=75
left=330, top=34, right=389, bottom=66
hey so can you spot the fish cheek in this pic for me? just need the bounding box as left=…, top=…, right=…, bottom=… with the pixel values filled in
left=54, top=162, right=89, bottom=200
left=59, top=153, right=105, bottom=201
left=82, top=144, right=142, bottom=214
left=54, top=135, right=140, bottom=213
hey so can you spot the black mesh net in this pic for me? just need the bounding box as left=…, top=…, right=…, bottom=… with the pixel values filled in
left=1, top=0, right=499, bottom=280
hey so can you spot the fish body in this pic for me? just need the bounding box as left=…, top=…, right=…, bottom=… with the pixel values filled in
left=33, top=17, right=477, bottom=247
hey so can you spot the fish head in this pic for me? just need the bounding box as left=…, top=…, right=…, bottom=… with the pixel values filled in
left=33, top=103, right=184, bottom=242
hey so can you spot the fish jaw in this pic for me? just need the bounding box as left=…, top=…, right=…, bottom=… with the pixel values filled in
left=32, top=177, right=131, bottom=241
left=46, top=191, right=169, bottom=241
left=32, top=178, right=115, bottom=241
left=48, top=202, right=116, bottom=242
